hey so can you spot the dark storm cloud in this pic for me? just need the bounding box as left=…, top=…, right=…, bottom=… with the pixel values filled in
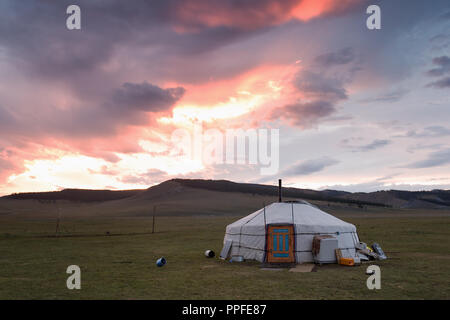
left=275, top=101, right=336, bottom=127
left=0, top=0, right=370, bottom=171
left=0, top=1, right=144, bottom=77
left=270, top=46, right=355, bottom=127
left=0, top=0, right=265, bottom=89
left=56, top=81, right=185, bottom=136
left=0, top=81, right=185, bottom=138
left=406, top=148, right=450, bottom=169
left=166, top=0, right=297, bottom=31
left=0, top=0, right=363, bottom=82
left=314, top=47, right=355, bottom=67
left=1, top=0, right=448, bottom=88
left=0, top=0, right=446, bottom=91
left=164, top=0, right=365, bottom=31
left=282, top=157, right=340, bottom=176
left=112, top=82, right=185, bottom=112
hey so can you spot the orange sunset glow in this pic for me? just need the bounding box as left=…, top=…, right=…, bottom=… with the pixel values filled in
left=1, top=0, right=450, bottom=195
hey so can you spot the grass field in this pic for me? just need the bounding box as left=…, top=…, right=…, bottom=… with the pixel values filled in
left=0, top=209, right=449, bottom=299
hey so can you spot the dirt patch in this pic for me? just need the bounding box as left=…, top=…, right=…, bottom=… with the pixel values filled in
left=289, top=264, right=316, bottom=273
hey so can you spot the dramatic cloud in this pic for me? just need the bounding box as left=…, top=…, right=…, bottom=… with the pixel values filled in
left=112, top=82, right=185, bottom=112
left=0, top=0, right=365, bottom=87
left=170, top=0, right=364, bottom=31
left=273, top=100, right=336, bottom=128
left=282, top=157, right=339, bottom=176
left=0, top=82, right=185, bottom=138
left=270, top=50, right=353, bottom=127
left=0, top=1, right=255, bottom=92
left=1, top=0, right=450, bottom=194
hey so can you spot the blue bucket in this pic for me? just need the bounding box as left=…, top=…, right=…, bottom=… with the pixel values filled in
left=156, top=257, right=166, bottom=267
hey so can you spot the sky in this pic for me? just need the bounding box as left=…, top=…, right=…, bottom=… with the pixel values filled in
left=0, top=0, right=449, bottom=195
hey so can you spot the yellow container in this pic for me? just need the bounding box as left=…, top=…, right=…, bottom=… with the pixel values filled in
left=339, top=257, right=355, bottom=266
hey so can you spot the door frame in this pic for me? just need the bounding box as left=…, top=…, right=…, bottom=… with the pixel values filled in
left=265, top=224, right=296, bottom=263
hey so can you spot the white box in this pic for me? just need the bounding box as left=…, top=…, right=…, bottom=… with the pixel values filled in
left=314, top=237, right=338, bottom=264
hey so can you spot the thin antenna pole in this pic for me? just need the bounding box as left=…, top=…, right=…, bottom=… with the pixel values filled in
left=152, top=205, right=156, bottom=234
left=55, top=204, right=61, bottom=237
left=263, top=202, right=266, bottom=226
left=278, top=179, right=282, bottom=202
left=291, top=202, right=294, bottom=225
left=263, top=203, right=267, bottom=261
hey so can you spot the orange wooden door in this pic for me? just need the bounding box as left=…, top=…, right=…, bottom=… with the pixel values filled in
left=266, top=225, right=295, bottom=263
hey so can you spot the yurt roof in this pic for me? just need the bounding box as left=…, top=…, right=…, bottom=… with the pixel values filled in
left=227, top=202, right=356, bottom=231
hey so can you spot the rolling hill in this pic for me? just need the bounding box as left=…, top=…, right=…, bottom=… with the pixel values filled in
left=2, top=179, right=450, bottom=215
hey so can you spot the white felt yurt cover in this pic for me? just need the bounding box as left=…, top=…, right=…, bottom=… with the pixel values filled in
left=222, top=201, right=360, bottom=263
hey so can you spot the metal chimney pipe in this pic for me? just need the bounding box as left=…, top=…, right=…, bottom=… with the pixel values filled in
left=278, top=179, right=282, bottom=202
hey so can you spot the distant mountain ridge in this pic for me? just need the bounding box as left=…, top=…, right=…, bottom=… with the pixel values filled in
left=3, top=188, right=142, bottom=202
left=3, top=178, right=450, bottom=209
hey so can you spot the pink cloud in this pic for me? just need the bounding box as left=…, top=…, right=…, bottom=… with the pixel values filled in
left=171, top=0, right=364, bottom=32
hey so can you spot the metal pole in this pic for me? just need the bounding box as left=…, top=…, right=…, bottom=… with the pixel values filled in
left=291, top=202, right=294, bottom=224
left=263, top=202, right=266, bottom=226
left=278, top=179, right=282, bottom=202
left=263, top=203, right=267, bottom=260
left=55, top=205, right=61, bottom=237
left=152, top=205, right=156, bottom=234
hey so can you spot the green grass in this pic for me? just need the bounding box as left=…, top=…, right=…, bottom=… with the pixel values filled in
left=0, top=214, right=449, bottom=299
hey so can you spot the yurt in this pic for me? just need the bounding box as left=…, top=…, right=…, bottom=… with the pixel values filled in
left=221, top=200, right=360, bottom=264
